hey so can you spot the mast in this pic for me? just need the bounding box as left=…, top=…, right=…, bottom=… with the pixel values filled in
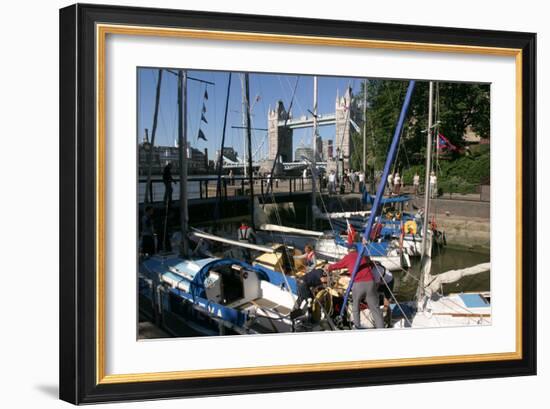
left=362, top=79, right=368, bottom=175
left=311, top=76, right=318, bottom=227
left=421, top=81, right=434, bottom=256
left=241, top=74, right=248, bottom=178
left=144, top=69, right=163, bottom=204
left=435, top=82, right=440, bottom=174
left=416, top=81, right=435, bottom=302
left=244, top=73, right=255, bottom=227
left=339, top=80, right=416, bottom=319
left=215, top=73, right=233, bottom=216
left=177, top=69, right=189, bottom=257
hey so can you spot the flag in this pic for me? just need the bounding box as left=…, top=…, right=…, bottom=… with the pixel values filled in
left=204, top=89, right=208, bottom=100
left=202, top=103, right=207, bottom=114
left=346, top=220, right=356, bottom=245
left=437, top=133, right=457, bottom=151
left=197, top=129, right=207, bottom=141
left=201, top=113, right=208, bottom=124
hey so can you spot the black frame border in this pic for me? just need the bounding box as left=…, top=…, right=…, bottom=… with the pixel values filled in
left=59, top=3, right=536, bottom=404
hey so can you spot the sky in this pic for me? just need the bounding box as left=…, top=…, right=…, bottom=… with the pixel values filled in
left=137, top=68, right=365, bottom=162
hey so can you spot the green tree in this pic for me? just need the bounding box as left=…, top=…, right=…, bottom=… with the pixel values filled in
left=349, top=79, right=490, bottom=176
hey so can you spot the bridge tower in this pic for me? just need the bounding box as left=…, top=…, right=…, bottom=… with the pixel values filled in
left=335, top=86, right=353, bottom=170
left=268, top=100, right=293, bottom=162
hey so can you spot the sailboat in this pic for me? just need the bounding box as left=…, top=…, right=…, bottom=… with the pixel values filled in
left=390, top=81, right=491, bottom=328
left=259, top=76, right=410, bottom=271
left=139, top=71, right=337, bottom=336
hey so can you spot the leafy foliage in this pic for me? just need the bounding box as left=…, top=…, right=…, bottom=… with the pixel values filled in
left=349, top=79, right=490, bottom=193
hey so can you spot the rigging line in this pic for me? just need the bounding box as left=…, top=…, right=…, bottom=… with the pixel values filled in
left=263, top=184, right=300, bottom=305
left=309, top=162, right=338, bottom=235
left=255, top=76, right=269, bottom=159
left=284, top=76, right=307, bottom=118
left=152, top=69, right=174, bottom=147
left=210, top=72, right=218, bottom=151
left=157, top=79, right=175, bottom=148
left=377, top=272, right=413, bottom=327
left=138, top=70, right=145, bottom=140
left=169, top=78, right=178, bottom=146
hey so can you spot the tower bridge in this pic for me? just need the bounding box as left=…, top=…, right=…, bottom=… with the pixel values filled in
left=268, top=86, right=354, bottom=170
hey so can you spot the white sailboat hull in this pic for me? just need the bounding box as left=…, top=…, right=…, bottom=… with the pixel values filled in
left=392, top=292, right=492, bottom=328
left=315, top=238, right=410, bottom=271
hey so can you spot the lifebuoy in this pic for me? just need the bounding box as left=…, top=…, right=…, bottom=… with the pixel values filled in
left=404, top=220, right=417, bottom=235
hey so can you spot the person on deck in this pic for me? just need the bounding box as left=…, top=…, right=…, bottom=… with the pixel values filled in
left=371, top=261, right=394, bottom=313
left=140, top=206, right=156, bottom=256
left=162, top=162, right=175, bottom=207
left=292, top=244, right=327, bottom=319
left=238, top=221, right=256, bottom=244
left=291, top=268, right=329, bottom=319
left=324, top=247, right=384, bottom=329
left=293, top=244, right=317, bottom=273
left=237, top=221, right=256, bottom=262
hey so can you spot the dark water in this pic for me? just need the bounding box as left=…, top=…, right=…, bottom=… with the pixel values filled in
left=394, top=247, right=490, bottom=302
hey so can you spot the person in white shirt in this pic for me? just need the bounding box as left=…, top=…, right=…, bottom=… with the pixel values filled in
left=350, top=170, right=357, bottom=193
left=359, top=171, right=365, bottom=193
left=429, top=171, right=437, bottom=198
left=413, top=173, right=420, bottom=195
left=393, top=173, right=401, bottom=195
left=328, top=170, right=336, bottom=194
left=387, top=173, right=394, bottom=194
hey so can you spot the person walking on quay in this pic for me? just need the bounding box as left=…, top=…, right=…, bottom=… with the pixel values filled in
left=303, top=168, right=308, bottom=186
left=393, top=172, right=401, bottom=195
left=325, top=247, right=384, bottom=329
left=359, top=171, right=365, bottom=193
left=350, top=169, right=357, bottom=193
left=162, top=162, right=175, bottom=207
left=328, top=170, right=336, bottom=195
left=140, top=205, right=156, bottom=256
left=413, top=172, right=420, bottom=195
left=228, top=169, right=234, bottom=186
left=429, top=171, right=438, bottom=198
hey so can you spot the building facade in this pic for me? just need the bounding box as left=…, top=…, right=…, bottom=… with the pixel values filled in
left=215, top=146, right=239, bottom=163
left=139, top=139, right=208, bottom=175
left=322, top=139, right=333, bottom=161
left=268, top=100, right=293, bottom=162
left=294, top=146, right=314, bottom=162
left=334, top=86, right=353, bottom=170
